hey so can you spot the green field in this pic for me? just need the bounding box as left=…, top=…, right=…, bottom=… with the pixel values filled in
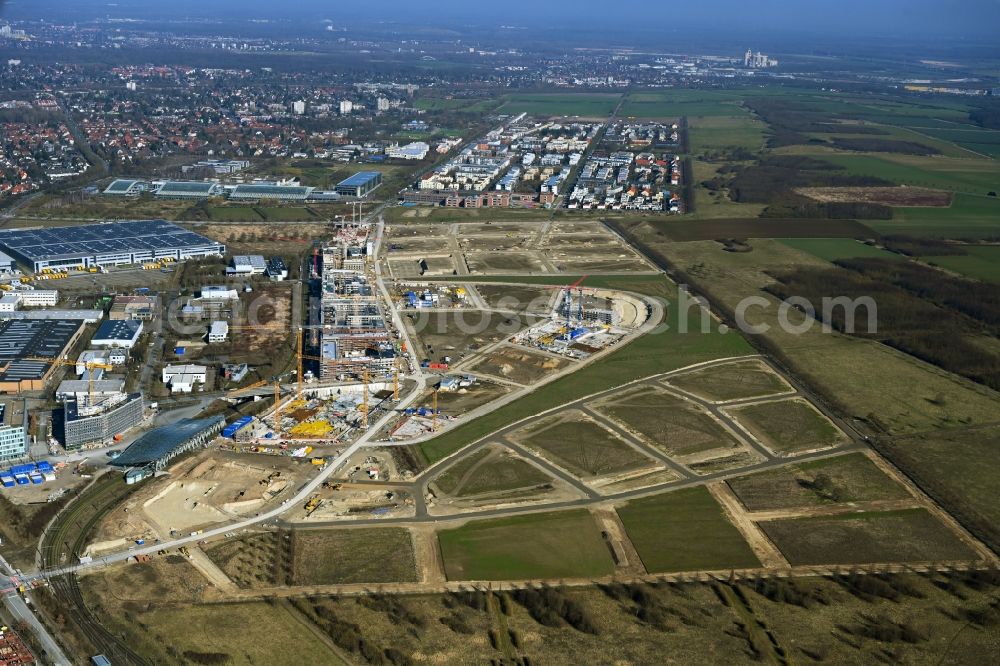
left=415, top=275, right=754, bottom=464
left=726, top=452, right=911, bottom=511
left=816, top=154, right=1000, bottom=195
left=760, top=509, right=978, bottom=565
left=620, top=90, right=748, bottom=119
left=778, top=238, right=901, bottom=262
left=728, top=398, right=846, bottom=455
left=293, top=528, right=418, bottom=585
left=872, top=193, right=1000, bottom=238
left=414, top=97, right=501, bottom=113
left=437, top=510, right=615, bottom=580
left=922, top=245, right=1000, bottom=282
left=617, top=487, right=760, bottom=573
left=499, top=93, right=622, bottom=117
left=690, top=115, right=767, bottom=153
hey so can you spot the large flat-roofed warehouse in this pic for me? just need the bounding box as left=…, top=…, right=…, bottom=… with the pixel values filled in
left=335, top=171, right=383, bottom=197
left=0, top=319, right=86, bottom=392
left=109, top=416, right=224, bottom=473
left=0, top=219, right=225, bottom=273
left=228, top=183, right=315, bottom=202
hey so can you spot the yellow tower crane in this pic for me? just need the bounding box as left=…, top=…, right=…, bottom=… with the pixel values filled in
left=24, top=357, right=113, bottom=405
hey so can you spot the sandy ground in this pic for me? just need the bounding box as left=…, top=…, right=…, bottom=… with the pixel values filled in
left=795, top=186, right=952, bottom=207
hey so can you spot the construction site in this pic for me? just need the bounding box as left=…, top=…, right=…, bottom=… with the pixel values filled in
left=383, top=219, right=658, bottom=278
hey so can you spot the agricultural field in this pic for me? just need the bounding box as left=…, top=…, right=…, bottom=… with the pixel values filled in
left=759, top=509, right=978, bottom=566
left=466, top=345, right=574, bottom=385
left=641, top=217, right=877, bottom=242
left=619, top=90, right=749, bottom=119
left=689, top=114, right=767, bottom=153
left=726, top=452, right=911, bottom=511
left=726, top=398, right=848, bottom=456
left=292, top=528, right=418, bottom=585
left=794, top=186, right=952, bottom=207
left=876, top=193, right=1000, bottom=238
left=921, top=244, right=1000, bottom=282
left=498, top=93, right=622, bottom=117
left=429, top=444, right=554, bottom=498
left=595, top=385, right=742, bottom=457
left=437, top=510, right=615, bottom=580
left=617, top=487, right=760, bottom=573
left=513, top=411, right=659, bottom=478
left=666, top=359, right=792, bottom=402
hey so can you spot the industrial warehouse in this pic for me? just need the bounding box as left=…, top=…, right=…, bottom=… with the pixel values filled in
left=0, top=219, right=225, bottom=273
left=0, top=318, right=86, bottom=392
left=102, top=170, right=385, bottom=203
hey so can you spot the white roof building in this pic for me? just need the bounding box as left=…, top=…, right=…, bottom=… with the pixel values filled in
left=200, top=285, right=239, bottom=300
left=208, top=321, right=229, bottom=343
left=227, top=255, right=267, bottom=275
left=90, top=319, right=143, bottom=349
left=161, top=364, right=208, bottom=393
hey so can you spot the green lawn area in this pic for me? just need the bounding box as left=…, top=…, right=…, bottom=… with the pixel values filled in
left=617, top=486, right=760, bottom=573
left=760, top=509, right=978, bottom=566
left=922, top=245, right=1000, bottom=282
left=257, top=206, right=318, bottom=221
left=415, top=275, right=753, bottom=464
left=778, top=238, right=901, bottom=262
left=207, top=205, right=263, bottom=222
left=437, top=510, right=615, bottom=580
left=498, top=93, right=622, bottom=117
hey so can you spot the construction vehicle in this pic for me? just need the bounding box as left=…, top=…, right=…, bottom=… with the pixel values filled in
left=304, top=494, right=322, bottom=515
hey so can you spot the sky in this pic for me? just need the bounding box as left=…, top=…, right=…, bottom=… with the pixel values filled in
left=5, top=0, right=1000, bottom=40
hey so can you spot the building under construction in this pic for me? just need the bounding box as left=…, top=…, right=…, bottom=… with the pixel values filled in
left=557, top=289, right=619, bottom=326
left=317, top=225, right=397, bottom=381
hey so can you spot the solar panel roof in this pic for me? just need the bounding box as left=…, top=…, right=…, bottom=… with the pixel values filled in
left=0, top=220, right=222, bottom=263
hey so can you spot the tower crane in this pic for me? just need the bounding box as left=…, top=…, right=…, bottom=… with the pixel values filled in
left=23, top=357, right=113, bottom=405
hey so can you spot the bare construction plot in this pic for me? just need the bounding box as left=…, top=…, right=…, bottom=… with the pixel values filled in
left=465, top=345, right=574, bottom=385
left=511, top=410, right=663, bottom=482
left=426, top=444, right=578, bottom=514
left=474, top=284, right=558, bottom=314
left=666, top=359, right=794, bottom=403
left=593, top=385, right=745, bottom=460
left=724, top=398, right=849, bottom=457
left=405, top=311, right=538, bottom=363
left=726, top=451, right=912, bottom=512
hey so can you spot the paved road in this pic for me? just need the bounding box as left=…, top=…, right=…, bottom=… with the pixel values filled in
left=20, top=210, right=430, bottom=584
left=0, top=555, right=71, bottom=665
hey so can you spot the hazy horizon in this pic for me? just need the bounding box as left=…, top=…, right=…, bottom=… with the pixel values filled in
left=4, top=0, right=1000, bottom=42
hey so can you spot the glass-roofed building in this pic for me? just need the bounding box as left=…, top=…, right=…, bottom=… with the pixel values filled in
left=109, top=416, right=224, bottom=473
left=335, top=171, right=383, bottom=197
left=154, top=181, right=224, bottom=199
left=229, top=183, right=315, bottom=201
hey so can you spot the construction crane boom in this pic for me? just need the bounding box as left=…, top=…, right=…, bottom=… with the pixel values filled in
left=23, top=356, right=113, bottom=404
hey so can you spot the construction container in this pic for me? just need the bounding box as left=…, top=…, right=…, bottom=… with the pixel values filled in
left=0, top=474, right=15, bottom=488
